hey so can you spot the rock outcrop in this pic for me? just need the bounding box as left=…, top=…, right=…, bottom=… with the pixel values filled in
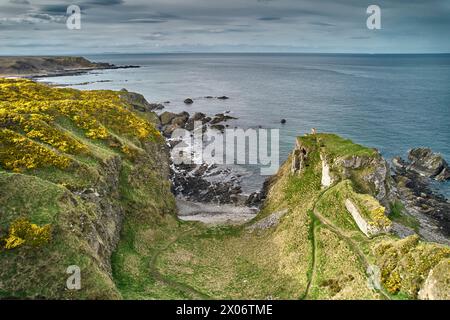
left=418, top=259, right=450, bottom=300
left=391, top=148, right=450, bottom=244
left=393, top=148, right=450, bottom=181
left=119, top=89, right=163, bottom=112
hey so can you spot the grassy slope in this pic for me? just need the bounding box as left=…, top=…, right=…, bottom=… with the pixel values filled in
left=0, top=80, right=448, bottom=299
left=0, top=79, right=176, bottom=299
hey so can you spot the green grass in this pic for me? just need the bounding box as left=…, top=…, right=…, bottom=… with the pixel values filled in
left=389, top=201, right=420, bottom=232
left=312, top=133, right=377, bottom=159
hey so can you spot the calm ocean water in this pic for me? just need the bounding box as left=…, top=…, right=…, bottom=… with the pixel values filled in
left=40, top=53, right=450, bottom=197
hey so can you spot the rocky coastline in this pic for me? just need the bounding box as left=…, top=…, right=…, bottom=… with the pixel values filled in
left=155, top=103, right=266, bottom=210
left=391, top=148, right=450, bottom=244
left=127, top=90, right=450, bottom=240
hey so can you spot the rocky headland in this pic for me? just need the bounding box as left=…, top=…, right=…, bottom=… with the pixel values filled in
left=0, top=56, right=138, bottom=78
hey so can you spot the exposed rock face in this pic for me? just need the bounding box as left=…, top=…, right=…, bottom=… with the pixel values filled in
left=394, top=148, right=450, bottom=181
left=336, top=155, right=391, bottom=205
left=345, top=199, right=391, bottom=237
left=418, top=259, right=450, bottom=300
left=184, top=98, right=194, bottom=104
left=320, top=154, right=333, bottom=188
left=291, top=140, right=308, bottom=174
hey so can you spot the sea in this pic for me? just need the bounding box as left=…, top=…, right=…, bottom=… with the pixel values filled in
left=38, top=53, right=450, bottom=198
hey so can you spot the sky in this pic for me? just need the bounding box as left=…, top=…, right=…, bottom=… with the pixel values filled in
left=0, top=0, right=450, bottom=55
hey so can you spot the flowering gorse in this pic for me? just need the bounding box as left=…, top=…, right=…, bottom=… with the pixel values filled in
left=0, top=79, right=161, bottom=172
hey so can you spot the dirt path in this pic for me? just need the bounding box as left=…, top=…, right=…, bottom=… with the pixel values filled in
left=301, top=211, right=319, bottom=300
left=303, top=186, right=392, bottom=300
left=149, top=228, right=210, bottom=299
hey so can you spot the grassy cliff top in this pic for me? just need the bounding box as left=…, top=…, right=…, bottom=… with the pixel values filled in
left=298, top=133, right=378, bottom=159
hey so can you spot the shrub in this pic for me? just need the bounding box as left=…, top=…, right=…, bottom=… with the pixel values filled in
left=2, top=218, right=52, bottom=250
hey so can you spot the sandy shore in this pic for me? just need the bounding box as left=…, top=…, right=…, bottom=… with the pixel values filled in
left=176, top=199, right=257, bottom=225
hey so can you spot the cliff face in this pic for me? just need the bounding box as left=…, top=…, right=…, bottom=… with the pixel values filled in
left=0, top=79, right=176, bottom=299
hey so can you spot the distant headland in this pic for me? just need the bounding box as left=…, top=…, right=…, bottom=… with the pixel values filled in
left=0, top=56, right=138, bottom=78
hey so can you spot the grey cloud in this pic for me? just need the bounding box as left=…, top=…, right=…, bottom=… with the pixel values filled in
left=1, top=0, right=449, bottom=54
left=126, top=18, right=167, bottom=24
left=258, top=17, right=281, bottom=21
left=9, top=0, right=30, bottom=4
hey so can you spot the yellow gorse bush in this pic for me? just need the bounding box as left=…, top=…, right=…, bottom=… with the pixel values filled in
left=369, top=206, right=391, bottom=229
left=2, top=218, right=52, bottom=250
left=0, top=129, right=71, bottom=172
left=0, top=78, right=161, bottom=172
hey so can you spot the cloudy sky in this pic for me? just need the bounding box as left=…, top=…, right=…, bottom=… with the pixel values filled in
left=1, top=0, right=449, bottom=55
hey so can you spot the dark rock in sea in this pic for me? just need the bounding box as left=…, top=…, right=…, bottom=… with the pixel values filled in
left=185, top=113, right=209, bottom=131
left=394, top=148, right=450, bottom=181
left=184, top=98, right=194, bottom=104
left=205, top=96, right=214, bottom=99
left=408, top=148, right=450, bottom=181
left=159, top=111, right=177, bottom=126
left=210, top=113, right=237, bottom=125
left=172, top=112, right=190, bottom=127
left=217, top=96, right=229, bottom=100
left=210, top=124, right=225, bottom=132
left=149, top=103, right=164, bottom=110
left=163, top=124, right=181, bottom=137
left=281, top=119, right=287, bottom=124
left=192, top=112, right=206, bottom=121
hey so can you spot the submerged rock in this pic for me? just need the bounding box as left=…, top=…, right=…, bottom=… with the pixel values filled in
left=184, top=98, right=194, bottom=104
